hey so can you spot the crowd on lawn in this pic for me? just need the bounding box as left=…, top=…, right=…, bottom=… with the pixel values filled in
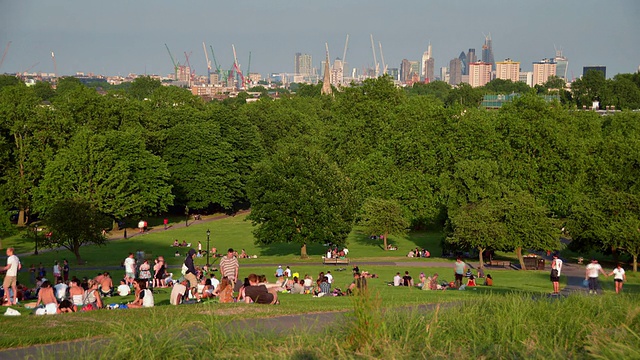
left=389, top=260, right=492, bottom=291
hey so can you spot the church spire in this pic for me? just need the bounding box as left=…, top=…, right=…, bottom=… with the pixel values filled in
left=321, top=42, right=333, bottom=96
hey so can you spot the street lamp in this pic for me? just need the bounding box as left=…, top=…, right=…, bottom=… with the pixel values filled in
left=206, top=229, right=211, bottom=266
left=34, top=224, right=38, bottom=255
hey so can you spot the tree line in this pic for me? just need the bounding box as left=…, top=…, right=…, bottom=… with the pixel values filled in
left=1, top=74, right=639, bottom=269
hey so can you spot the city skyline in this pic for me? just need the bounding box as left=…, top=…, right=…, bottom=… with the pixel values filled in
left=1, top=1, right=639, bottom=79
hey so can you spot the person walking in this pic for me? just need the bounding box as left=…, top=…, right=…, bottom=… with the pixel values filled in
left=608, top=263, right=627, bottom=294
left=2, top=248, right=21, bottom=305
left=123, top=253, right=136, bottom=285
left=550, top=254, right=563, bottom=294
left=585, top=258, right=607, bottom=294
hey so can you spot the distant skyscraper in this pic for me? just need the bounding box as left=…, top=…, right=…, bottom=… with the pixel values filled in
left=387, top=68, right=399, bottom=82
left=410, top=61, right=420, bottom=80
left=330, top=58, right=344, bottom=86
left=496, top=58, right=520, bottom=82
left=421, top=43, right=434, bottom=82
left=401, top=59, right=412, bottom=83
left=468, top=61, right=492, bottom=87
left=481, top=34, right=495, bottom=70
left=553, top=48, right=568, bottom=80
left=449, top=58, right=462, bottom=85
left=532, top=58, right=557, bottom=85
left=458, top=51, right=467, bottom=76
left=440, top=67, right=449, bottom=83
left=294, top=53, right=313, bottom=76
left=467, top=48, right=477, bottom=65
left=583, top=66, right=606, bottom=78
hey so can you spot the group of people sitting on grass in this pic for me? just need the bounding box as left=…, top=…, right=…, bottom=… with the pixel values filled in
left=407, top=248, right=431, bottom=258
left=390, top=269, right=493, bottom=290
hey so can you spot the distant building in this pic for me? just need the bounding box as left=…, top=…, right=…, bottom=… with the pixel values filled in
left=496, top=58, right=520, bottom=82
left=449, top=58, right=462, bottom=85
left=532, top=58, right=556, bottom=86
left=467, top=48, right=477, bottom=65
left=401, top=59, right=420, bottom=84
left=331, top=58, right=344, bottom=87
left=583, top=65, right=606, bottom=78
left=440, top=67, right=449, bottom=83
left=421, top=43, right=435, bottom=82
left=387, top=68, right=399, bottom=82
left=554, top=49, right=569, bottom=80
left=294, top=53, right=313, bottom=77
left=481, top=34, right=495, bottom=70
left=519, top=71, right=534, bottom=87
left=468, top=61, right=492, bottom=87
left=458, top=51, right=468, bottom=76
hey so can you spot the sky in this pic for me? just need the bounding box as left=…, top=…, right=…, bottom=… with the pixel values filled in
left=1, top=0, right=639, bottom=79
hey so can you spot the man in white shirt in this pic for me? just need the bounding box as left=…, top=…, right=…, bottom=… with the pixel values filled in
left=550, top=254, right=563, bottom=294
left=284, top=266, right=292, bottom=278
left=326, top=250, right=332, bottom=259
left=585, top=258, right=607, bottom=294
left=123, top=253, right=136, bottom=285
left=209, top=274, right=220, bottom=291
left=325, top=271, right=333, bottom=284
left=393, top=272, right=402, bottom=287
left=117, top=279, right=131, bottom=296
left=54, top=278, right=69, bottom=301
left=2, top=248, right=21, bottom=305
left=171, top=280, right=188, bottom=305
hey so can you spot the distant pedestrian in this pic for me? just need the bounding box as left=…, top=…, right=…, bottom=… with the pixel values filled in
left=138, top=220, right=145, bottom=233
left=550, top=254, right=562, bottom=294
left=454, top=257, right=466, bottom=288
left=63, top=259, right=70, bottom=282
left=585, top=258, right=607, bottom=294
left=2, top=248, right=21, bottom=305
left=163, top=218, right=168, bottom=230
left=124, top=253, right=136, bottom=285
left=608, top=263, right=626, bottom=294
left=53, top=261, right=61, bottom=282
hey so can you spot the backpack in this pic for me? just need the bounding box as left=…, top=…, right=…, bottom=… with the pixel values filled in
left=181, top=263, right=188, bottom=276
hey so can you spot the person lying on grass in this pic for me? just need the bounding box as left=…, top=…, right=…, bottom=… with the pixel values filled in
left=244, top=273, right=279, bottom=305
left=128, top=279, right=154, bottom=308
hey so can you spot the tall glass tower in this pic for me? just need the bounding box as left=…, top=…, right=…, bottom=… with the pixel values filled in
left=554, top=48, right=569, bottom=80
left=481, top=34, right=495, bottom=70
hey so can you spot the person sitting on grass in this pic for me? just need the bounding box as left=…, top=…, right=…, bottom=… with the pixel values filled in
left=315, top=276, right=331, bottom=296
left=236, top=277, right=250, bottom=302
left=35, top=281, right=58, bottom=315
left=346, top=272, right=367, bottom=295
left=172, top=239, right=179, bottom=247
left=403, top=271, right=413, bottom=287
left=69, top=278, right=85, bottom=307
left=484, top=274, right=493, bottom=286
left=466, top=274, right=477, bottom=287
left=292, top=277, right=304, bottom=294
left=128, top=279, right=154, bottom=308
left=117, top=279, right=130, bottom=296
left=213, top=276, right=235, bottom=303
left=244, top=273, right=279, bottom=305
left=84, top=280, right=103, bottom=309
left=99, top=272, right=113, bottom=297
left=58, top=299, right=76, bottom=313
left=201, top=279, right=215, bottom=299
left=170, top=279, right=189, bottom=305
left=418, top=272, right=427, bottom=288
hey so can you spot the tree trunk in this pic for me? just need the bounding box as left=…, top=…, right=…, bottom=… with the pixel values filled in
left=634, top=254, right=637, bottom=273
left=383, top=232, right=388, bottom=251
left=612, top=247, right=619, bottom=264
left=478, top=247, right=485, bottom=269
left=516, top=247, right=526, bottom=270
left=73, top=245, right=85, bottom=265
left=300, top=243, right=308, bottom=259
left=17, top=209, right=26, bottom=227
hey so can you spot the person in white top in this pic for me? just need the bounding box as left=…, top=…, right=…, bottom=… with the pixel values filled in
left=608, top=263, right=627, bottom=294
left=209, top=274, right=220, bottom=291
left=393, top=272, right=402, bottom=286
left=123, top=253, right=136, bottom=285
left=325, top=271, right=333, bottom=284
left=117, top=279, right=131, bottom=296
left=326, top=250, right=332, bottom=259
left=284, top=266, right=292, bottom=278
left=54, top=278, right=69, bottom=301
left=585, top=258, right=607, bottom=294
left=343, top=248, right=349, bottom=256
left=550, top=254, right=563, bottom=294
left=2, top=248, right=21, bottom=305
left=128, top=279, right=154, bottom=308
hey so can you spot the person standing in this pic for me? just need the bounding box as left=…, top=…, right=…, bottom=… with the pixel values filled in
left=585, top=258, right=607, bottom=294
left=2, top=248, right=21, bottom=305
left=219, top=248, right=239, bottom=286
left=123, top=253, right=136, bottom=285
left=183, top=249, right=198, bottom=296
left=550, top=254, right=563, bottom=294
left=62, top=259, right=70, bottom=282
left=138, top=220, right=145, bottom=233
left=163, top=218, right=168, bottom=230
left=608, top=263, right=627, bottom=294
left=53, top=261, right=61, bottom=283
left=454, top=257, right=466, bottom=288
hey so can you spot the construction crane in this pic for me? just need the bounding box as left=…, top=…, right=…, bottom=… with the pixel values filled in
left=21, top=62, right=39, bottom=76
left=370, top=34, right=379, bottom=78
left=378, top=42, right=387, bottom=75
left=164, top=44, right=180, bottom=80
left=184, top=51, right=195, bottom=85
left=231, top=44, right=245, bottom=89
left=0, top=41, right=11, bottom=70
left=245, top=52, right=251, bottom=87
left=341, top=34, right=349, bottom=75
left=202, top=42, right=212, bottom=84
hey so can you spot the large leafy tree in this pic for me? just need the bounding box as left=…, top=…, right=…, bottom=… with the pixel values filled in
left=359, top=198, right=409, bottom=251
left=43, top=199, right=111, bottom=264
left=246, top=144, right=357, bottom=258
left=35, top=129, right=174, bottom=221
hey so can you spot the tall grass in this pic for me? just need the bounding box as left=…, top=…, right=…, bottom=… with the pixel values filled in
left=58, top=293, right=640, bottom=359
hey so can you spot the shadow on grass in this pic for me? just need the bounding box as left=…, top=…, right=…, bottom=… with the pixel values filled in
left=255, top=242, right=328, bottom=257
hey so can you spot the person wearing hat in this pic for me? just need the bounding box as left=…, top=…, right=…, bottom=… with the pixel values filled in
left=550, top=254, right=563, bottom=294
left=275, top=265, right=284, bottom=278
left=585, top=258, right=607, bottom=294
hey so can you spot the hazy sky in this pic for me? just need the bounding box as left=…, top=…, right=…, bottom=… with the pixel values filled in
left=1, top=0, right=639, bottom=79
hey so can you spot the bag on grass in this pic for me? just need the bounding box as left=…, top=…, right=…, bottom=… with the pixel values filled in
left=582, top=279, right=589, bottom=287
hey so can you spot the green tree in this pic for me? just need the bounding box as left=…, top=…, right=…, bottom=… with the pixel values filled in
left=359, top=198, right=410, bottom=251
left=32, top=81, right=56, bottom=101
left=128, top=76, right=162, bottom=100
left=0, top=75, right=20, bottom=90
left=447, top=199, right=508, bottom=268
left=35, top=129, right=174, bottom=222
left=43, top=199, right=111, bottom=264
left=445, top=83, right=485, bottom=108
left=483, top=78, right=531, bottom=94
left=246, top=144, right=357, bottom=258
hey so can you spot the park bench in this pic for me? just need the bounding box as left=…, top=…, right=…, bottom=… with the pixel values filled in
left=323, top=257, right=350, bottom=265
left=487, top=260, right=511, bottom=268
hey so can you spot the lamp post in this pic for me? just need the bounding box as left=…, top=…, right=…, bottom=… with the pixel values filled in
left=34, top=224, right=38, bottom=255
left=206, top=229, right=211, bottom=266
